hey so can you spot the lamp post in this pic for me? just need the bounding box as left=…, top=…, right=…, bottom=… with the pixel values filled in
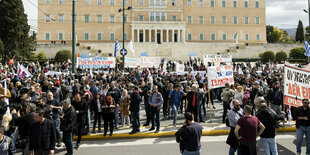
left=72, top=0, right=76, bottom=73
left=119, top=4, right=132, bottom=71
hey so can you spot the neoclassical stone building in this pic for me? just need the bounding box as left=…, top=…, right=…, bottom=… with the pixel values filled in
left=37, top=0, right=266, bottom=45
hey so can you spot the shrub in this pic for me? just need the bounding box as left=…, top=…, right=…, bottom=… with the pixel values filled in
left=54, top=50, right=72, bottom=62
left=261, top=51, right=275, bottom=62
left=275, top=51, right=287, bottom=63
left=289, top=47, right=306, bottom=59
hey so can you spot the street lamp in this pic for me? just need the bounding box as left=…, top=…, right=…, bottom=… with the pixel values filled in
left=119, top=3, right=132, bottom=71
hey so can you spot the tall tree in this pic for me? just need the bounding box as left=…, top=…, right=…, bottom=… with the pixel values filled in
left=0, top=0, right=36, bottom=64
left=295, top=20, right=304, bottom=43
left=266, top=25, right=274, bottom=43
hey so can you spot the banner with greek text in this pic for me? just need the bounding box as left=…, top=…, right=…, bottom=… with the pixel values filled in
left=140, top=57, right=161, bottom=68
left=77, top=57, right=116, bottom=69
left=203, top=54, right=232, bottom=64
left=284, top=64, right=310, bottom=107
left=125, top=58, right=140, bottom=68
left=207, top=65, right=234, bottom=89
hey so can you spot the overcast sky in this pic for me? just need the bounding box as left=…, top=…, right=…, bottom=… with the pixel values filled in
left=23, top=0, right=309, bottom=29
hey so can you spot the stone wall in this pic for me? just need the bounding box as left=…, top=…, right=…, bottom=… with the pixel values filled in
left=35, top=43, right=303, bottom=60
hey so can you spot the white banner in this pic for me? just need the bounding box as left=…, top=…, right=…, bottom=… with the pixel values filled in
left=140, top=57, right=161, bottom=68
left=176, top=63, right=184, bottom=73
left=125, top=58, right=140, bottom=68
left=203, top=54, right=232, bottom=64
left=284, top=64, right=310, bottom=107
left=207, top=65, right=234, bottom=89
left=77, top=57, right=116, bottom=69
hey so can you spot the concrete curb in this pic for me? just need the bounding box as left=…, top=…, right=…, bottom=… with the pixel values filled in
left=73, top=126, right=297, bottom=140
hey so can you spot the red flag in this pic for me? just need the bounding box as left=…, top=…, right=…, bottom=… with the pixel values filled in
left=9, top=58, right=14, bottom=65
left=78, top=53, right=81, bottom=57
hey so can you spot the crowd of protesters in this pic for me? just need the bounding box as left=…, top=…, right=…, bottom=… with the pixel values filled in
left=0, top=59, right=307, bottom=155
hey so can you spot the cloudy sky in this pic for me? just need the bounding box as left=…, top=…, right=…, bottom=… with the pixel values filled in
left=23, top=0, right=309, bottom=28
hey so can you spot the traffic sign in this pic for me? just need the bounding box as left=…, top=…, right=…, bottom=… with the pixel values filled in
left=120, top=48, right=127, bottom=56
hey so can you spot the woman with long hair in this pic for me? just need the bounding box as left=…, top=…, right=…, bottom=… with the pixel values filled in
left=102, top=93, right=115, bottom=136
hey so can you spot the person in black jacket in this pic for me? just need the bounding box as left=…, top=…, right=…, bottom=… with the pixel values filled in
left=256, top=101, right=284, bottom=155
left=60, top=99, right=77, bottom=155
left=90, top=92, right=103, bottom=133
left=11, top=103, right=36, bottom=155
left=71, top=93, right=87, bottom=150
left=129, top=86, right=142, bottom=134
left=108, top=81, right=121, bottom=129
left=46, top=92, right=62, bottom=147
left=29, top=109, right=56, bottom=155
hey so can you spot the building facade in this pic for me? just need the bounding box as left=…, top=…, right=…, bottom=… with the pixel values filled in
left=37, top=0, right=266, bottom=44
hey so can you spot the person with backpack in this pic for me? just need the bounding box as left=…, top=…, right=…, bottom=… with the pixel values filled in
left=169, top=84, right=186, bottom=126
left=0, top=125, right=15, bottom=155
left=226, top=99, right=243, bottom=155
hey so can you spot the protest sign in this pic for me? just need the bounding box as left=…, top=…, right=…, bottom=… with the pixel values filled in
left=125, top=58, right=140, bottom=68
left=176, top=63, right=184, bottom=73
left=207, top=65, right=234, bottom=89
left=203, top=53, right=232, bottom=64
left=284, top=64, right=310, bottom=107
left=140, top=57, right=161, bottom=68
left=77, top=57, right=116, bottom=69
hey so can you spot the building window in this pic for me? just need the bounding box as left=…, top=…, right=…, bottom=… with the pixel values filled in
left=150, top=0, right=154, bottom=6
left=244, top=1, right=248, bottom=8
left=233, top=0, right=237, bottom=7
left=124, top=15, right=127, bottom=23
left=98, top=0, right=102, bottom=5
left=188, top=33, right=192, bottom=40
left=210, top=16, right=215, bottom=24
left=58, top=14, right=64, bottom=22
left=188, top=16, right=192, bottom=24
left=256, top=34, right=260, bottom=41
left=222, top=34, right=227, bottom=40
left=84, top=15, right=89, bottom=23
left=245, top=34, right=249, bottom=41
left=172, top=0, right=176, bottom=6
left=156, top=12, right=160, bottom=21
left=45, top=14, right=50, bottom=22
left=244, top=17, right=249, bottom=24
left=161, top=12, right=166, bottom=21
left=222, top=16, right=226, bottom=24
left=199, top=0, right=203, bottom=6
left=222, top=0, right=225, bottom=7
left=187, top=0, right=191, bottom=6
left=150, top=12, right=155, bottom=21
left=110, top=33, right=115, bottom=40
left=46, top=0, right=50, bottom=4
left=97, top=15, right=102, bottom=23
left=124, top=33, right=127, bottom=41
left=59, top=0, right=63, bottom=4
left=162, top=0, right=165, bottom=6
left=110, top=0, right=114, bottom=5
left=199, top=34, right=204, bottom=40
left=211, top=34, right=215, bottom=40
left=110, top=15, right=115, bottom=23
left=45, top=33, right=50, bottom=40
left=199, top=16, right=204, bottom=24
left=211, top=0, right=215, bottom=7
left=139, top=15, right=144, bottom=21
left=85, top=0, right=90, bottom=5
left=255, top=1, right=259, bottom=8
left=233, top=17, right=238, bottom=24
left=156, top=0, right=159, bottom=6
left=234, top=33, right=238, bottom=40
left=255, top=17, right=260, bottom=24
left=58, top=33, right=63, bottom=40
left=98, top=33, right=102, bottom=40
left=172, top=15, right=177, bottom=21
left=84, top=33, right=89, bottom=40
left=139, top=0, right=143, bottom=5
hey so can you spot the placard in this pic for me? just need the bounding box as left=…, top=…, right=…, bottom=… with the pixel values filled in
left=207, top=65, right=234, bottom=89
left=77, top=57, right=116, bottom=69
left=203, top=54, right=232, bottom=64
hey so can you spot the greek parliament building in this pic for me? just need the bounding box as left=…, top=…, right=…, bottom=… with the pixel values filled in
left=37, top=0, right=267, bottom=59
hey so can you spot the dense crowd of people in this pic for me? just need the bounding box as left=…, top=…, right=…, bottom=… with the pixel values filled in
left=0, top=59, right=308, bottom=155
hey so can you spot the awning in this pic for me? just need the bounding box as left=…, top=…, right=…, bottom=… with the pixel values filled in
left=140, top=53, right=148, bottom=56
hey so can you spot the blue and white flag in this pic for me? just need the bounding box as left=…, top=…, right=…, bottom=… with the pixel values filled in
left=114, top=40, right=121, bottom=57
left=304, top=40, right=310, bottom=56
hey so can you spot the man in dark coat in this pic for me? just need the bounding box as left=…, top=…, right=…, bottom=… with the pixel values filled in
left=72, top=93, right=87, bottom=150
left=186, top=84, right=203, bottom=122
left=129, top=86, right=142, bottom=134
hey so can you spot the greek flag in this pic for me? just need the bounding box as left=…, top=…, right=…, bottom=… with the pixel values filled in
left=114, top=40, right=121, bottom=57
left=305, top=40, right=310, bottom=56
